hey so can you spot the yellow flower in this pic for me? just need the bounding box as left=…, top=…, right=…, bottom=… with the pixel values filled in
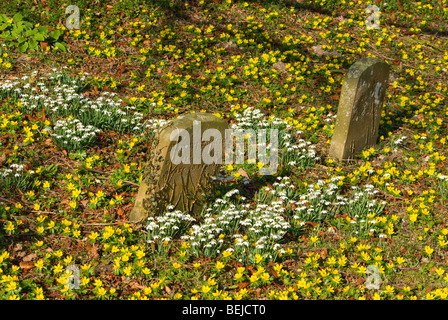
left=215, top=261, right=225, bottom=269
left=249, top=274, right=259, bottom=283
left=89, top=232, right=99, bottom=240
left=234, top=273, right=243, bottom=280
left=81, top=264, right=91, bottom=271
left=64, top=256, right=73, bottom=264
left=34, top=259, right=44, bottom=269
left=97, top=287, right=107, bottom=296
left=260, top=272, right=270, bottom=281
left=425, top=246, right=434, bottom=255
left=71, top=188, right=82, bottom=198
left=222, top=250, right=233, bottom=258
left=384, top=285, right=395, bottom=293
left=174, top=292, right=182, bottom=299
left=6, top=281, right=18, bottom=291
left=94, top=279, right=103, bottom=287
left=202, top=285, right=211, bottom=294
left=136, top=250, right=146, bottom=259
left=172, top=262, right=181, bottom=269
left=69, top=201, right=77, bottom=209
left=435, top=267, right=445, bottom=276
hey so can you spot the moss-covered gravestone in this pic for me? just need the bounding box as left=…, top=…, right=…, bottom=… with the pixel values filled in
left=329, top=57, right=389, bottom=160
left=129, top=113, right=229, bottom=222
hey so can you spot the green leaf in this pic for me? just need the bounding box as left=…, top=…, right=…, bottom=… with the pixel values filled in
left=2, top=31, right=14, bottom=41
left=16, top=25, right=25, bottom=34
left=24, top=21, right=33, bottom=29
left=18, top=41, right=28, bottom=52
left=0, top=23, right=8, bottom=31
left=49, top=30, right=63, bottom=40
left=25, top=28, right=36, bottom=37
left=37, top=26, right=48, bottom=34
left=12, top=12, right=23, bottom=23
left=0, top=14, right=8, bottom=23
left=33, top=33, right=45, bottom=41
left=10, top=30, right=18, bottom=39
left=54, top=41, right=66, bottom=52
left=28, top=39, right=38, bottom=50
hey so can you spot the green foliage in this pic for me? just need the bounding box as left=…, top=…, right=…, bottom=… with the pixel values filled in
left=0, top=12, right=66, bottom=52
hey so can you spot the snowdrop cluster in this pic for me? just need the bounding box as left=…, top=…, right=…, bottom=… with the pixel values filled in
left=0, top=72, right=146, bottom=139
left=0, top=163, right=34, bottom=190
left=51, top=118, right=101, bottom=152
left=180, top=215, right=225, bottom=258
left=281, top=134, right=319, bottom=167
left=257, top=176, right=297, bottom=206
left=392, top=135, right=407, bottom=146
left=0, top=163, right=26, bottom=179
left=0, top=78, right=24, bottom=99
left=230, top=107, right=319, bottom=170
left=230, top=107, right=268, bottom=130
left=343, top=184, right=387, bottom=218
left=144, top=118, right=171, bottom=131
left=293, top=176, right=345, bottom=223
left=241, top=202, right=290, bottom=241
left=146, top=210, right=196, bottom=244
left=212, top=203, right=247, bottom=234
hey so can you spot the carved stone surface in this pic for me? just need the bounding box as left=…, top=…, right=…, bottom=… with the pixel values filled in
left=129, top=113, right=229, bottom=222
left=329, top=57, right=389, bottom=160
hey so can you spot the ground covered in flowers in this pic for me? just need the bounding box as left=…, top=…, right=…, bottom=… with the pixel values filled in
left=1, top=0, right=448, bottom=300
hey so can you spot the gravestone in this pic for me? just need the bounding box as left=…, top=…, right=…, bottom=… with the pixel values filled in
left=129, top=113, right=229, bottom=222
left=329, top=57, right=389, bottom=160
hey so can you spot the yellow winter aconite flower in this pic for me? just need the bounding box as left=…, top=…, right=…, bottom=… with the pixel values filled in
left=254, top=254, right=264, bottom=264
left=89, top=232, right=99, bottom=240
left=435, top=267, right=445, bottom=276
left=222, top=250, right=233, bottom=258
left=202, top=285, right=211, bottom=294
left=249, top=274, right=259, bottom=283
left=6, top=281, right=18, bottom=291
left=97, top=287, right=107, bottom=296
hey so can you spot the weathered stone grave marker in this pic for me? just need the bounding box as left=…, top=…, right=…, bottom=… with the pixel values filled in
left=129, top=113, right=229, bottom=222
left=329, top=57, right=389, bottom=160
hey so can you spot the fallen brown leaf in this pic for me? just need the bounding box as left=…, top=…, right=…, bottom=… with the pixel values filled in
left=237, top=168, right=250, bottom=180
left=237, top=282, right=249, bottom=289
left=19, top=261, right=34, bottom=271
left=22, top=253, right=37, bottom=262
